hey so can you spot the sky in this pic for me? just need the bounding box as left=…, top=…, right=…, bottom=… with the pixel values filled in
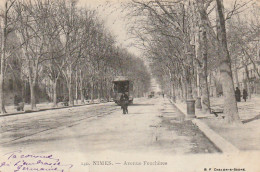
left=77, top=0, right=140, bottom=56
left=0, top=0, right=139, bottom=55
left=77, top=0, right=260, bottom=58
left=0, top=0, right=258, bottom=58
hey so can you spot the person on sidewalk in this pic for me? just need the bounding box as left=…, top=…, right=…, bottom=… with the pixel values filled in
left=14, top=95, right=24, bottom=111
left=120, top=92, right=129, bottom=114
left=243, top=89, right=248, bottom=102
left=63, top=95, right=69, bottom=106
left=235, top=87, right=241, bottom=102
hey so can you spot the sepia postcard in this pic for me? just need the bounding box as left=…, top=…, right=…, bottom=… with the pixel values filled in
left=0, top=0, right=260, bottom=171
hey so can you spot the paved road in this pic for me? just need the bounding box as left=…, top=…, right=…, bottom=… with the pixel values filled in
left=0, top=97, right=218, bottom=155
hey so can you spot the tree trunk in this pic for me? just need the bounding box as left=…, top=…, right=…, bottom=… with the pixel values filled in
left=179, top=79, right=183, bottom=101
left=0, top=74, right=6, bottom=113
left=213, top=74, right=217, bottom=97
left=80, top=70, right=84, bottom=104
left=234, top=60, right=239, bottom=88
left=192, top=69, right=198, bottom=99
left=75, top=68, right=78, bottom=104
left=0, top=48, right=6, bottom=113
left=244, top=65, right=251, bottom=99
left=97, top=82, right=100, bottom=100
left=68, top=66, right=74, bottom=106
left=179, top=85, right=182, bottom=101
left=181, top=76, right=187, bottom=101
left=80, top=87, right=84, bottom=104
left=216, top=0, right=240, bottom=123
left=196, top=74, right=203, bottom=109
left=48, top=78, right=52, bottom=102
left=200, top=70, right=210, bottom=112
left=91, top=79, right=94, bottom=101
left=100, top=80, right=103, bottom=99
left=23, top=80, right=26, bottom=103
left=186, top=72, right=193, bottom=100
left=68, top=80, right=73, bottom=106
left=172, top=84, right=176, bottom=102
left=194, top=2, right=202, bottom=109
left=195, top=23, right=201, bottom=99
left=198, top=1, right=210, bottom=113
left=107, top=83, right=111, bottom=101
left=68, top=82, right=73, bottom=106
left=209, top=72, right=212, bottom=97
left=0, top=2, right=8, bottom=114
left=52, top=81, right=57, bottom=107
left=30, top=82, right=37, bottom=110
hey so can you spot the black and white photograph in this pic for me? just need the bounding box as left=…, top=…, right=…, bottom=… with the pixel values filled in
left=0, top=0, right=259, bottom=171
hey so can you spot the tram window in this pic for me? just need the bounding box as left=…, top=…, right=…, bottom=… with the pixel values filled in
left=124, top=85, right=129, bottom=92
left=119, top=83, right=126, bottom=93
left=129, top=82, right=133, bottom=91
left=117, top=84, right=122, bottom=93
left=113, top=81, right=130, bottom=93
left=113, top=84, right=117, bottom=92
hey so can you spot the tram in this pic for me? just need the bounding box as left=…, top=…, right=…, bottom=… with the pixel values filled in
left=112, top=76, right=134, bottom=105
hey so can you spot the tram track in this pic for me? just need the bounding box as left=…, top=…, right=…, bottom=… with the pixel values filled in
left=1, top=103, right=115, bottom=125
left=0, top=104, right=118, bottom=146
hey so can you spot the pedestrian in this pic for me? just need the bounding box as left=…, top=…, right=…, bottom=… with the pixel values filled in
left=14, top=95, right=19, bottom=106
left=243, top=89, right=248, bottom=102
left=63, top=95, right=69, bottom=106
left=235, top=87, right=241, bottom=102
left=120, top=92, right=129, bottom=114
left=14, top=95, right=24, bottom=111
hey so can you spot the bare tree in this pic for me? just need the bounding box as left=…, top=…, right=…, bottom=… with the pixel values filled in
left=216, top=0, right=240, bottom=123
left=0, top=0, right=19, bottom=113
left=15, top=0, right=56, bottom=110
left=195, top=0, right=211, bottom=113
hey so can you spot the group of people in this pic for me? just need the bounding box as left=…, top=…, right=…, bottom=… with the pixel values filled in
left=235, top=87, right=248, bottom=102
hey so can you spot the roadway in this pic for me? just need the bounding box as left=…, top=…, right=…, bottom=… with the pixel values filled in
left=0, top=97, right=219, bottom=172
left=0, top=97, right=218, bottom=154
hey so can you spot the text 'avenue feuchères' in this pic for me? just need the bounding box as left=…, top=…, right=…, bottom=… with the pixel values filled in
left=123, top=161, right=167, bottom=166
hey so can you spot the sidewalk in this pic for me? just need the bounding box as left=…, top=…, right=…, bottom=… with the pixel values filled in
left=1, top=99, right=109, bottom=117
left=172, top=96, right=260, bottom=152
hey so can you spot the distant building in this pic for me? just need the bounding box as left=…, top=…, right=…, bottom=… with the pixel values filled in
left=235, top=48, right=260, bottom=94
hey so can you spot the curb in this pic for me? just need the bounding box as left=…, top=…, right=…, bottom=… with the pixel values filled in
left=0, top=102, right=112, bottom=118
left=192, top=119, right=239, bottom=153
left=168, top=99, right=239, bottom=153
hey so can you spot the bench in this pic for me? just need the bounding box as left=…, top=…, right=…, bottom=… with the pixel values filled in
left=60, top=101, right=68, bottom=106
left=85, top=100, right=92, bottom=104
left=210, top=107, right=224, bottom=118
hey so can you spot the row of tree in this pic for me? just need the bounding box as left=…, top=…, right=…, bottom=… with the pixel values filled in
left=0, top=0, right=151, bottom=113
left=126, top=0, right=259, bottom=123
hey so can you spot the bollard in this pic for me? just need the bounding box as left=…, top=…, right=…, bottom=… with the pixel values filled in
left=195, top=97, right=202, bottom=109
left=186, top=99, right=195, bottom=118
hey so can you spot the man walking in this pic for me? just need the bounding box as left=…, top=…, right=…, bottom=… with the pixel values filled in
left=120, top=92, right=129, bottom=114
left=243, top=89, right=248, bottom=102
left=235, top=87, right=241, bottom=102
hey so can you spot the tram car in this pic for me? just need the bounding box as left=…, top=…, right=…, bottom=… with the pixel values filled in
left=112, top=76, right=134, bottom=105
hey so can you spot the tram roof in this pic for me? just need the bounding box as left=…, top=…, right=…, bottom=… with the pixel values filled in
left=113, top=76, right=130, bottom=82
